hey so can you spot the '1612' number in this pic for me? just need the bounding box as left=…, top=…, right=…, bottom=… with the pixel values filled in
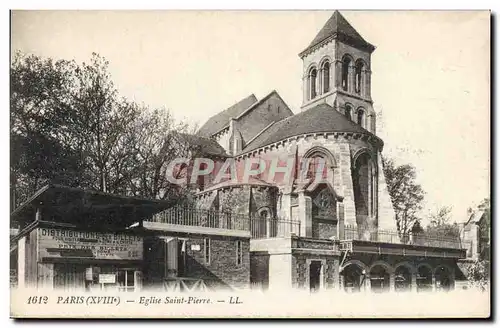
left=27, top=296, right=48, bottom=304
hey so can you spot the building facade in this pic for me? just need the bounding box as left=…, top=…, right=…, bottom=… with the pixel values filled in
left=188, top=11, right=469, bottom=292
left=10, top=185, right=251, bottom=291
left=10, top=11, right=470, bottom=293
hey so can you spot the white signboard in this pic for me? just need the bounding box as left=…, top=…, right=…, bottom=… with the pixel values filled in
left=37, top=228, right=143, bottom=261
left=191, top=244, right=201, bottom=251
left=98, top=274, right=116, bottom=284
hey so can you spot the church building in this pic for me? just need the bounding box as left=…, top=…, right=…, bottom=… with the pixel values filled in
left=188, top=11, right=468, bottom=292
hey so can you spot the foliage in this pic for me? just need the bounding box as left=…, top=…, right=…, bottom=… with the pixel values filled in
left=10, top=51, right=197, bottom=209
left=382, top=157, right=425, bottom=234
left=466, top=259, right=490, bottom=291
left=425, top=206, right=460, bottom=238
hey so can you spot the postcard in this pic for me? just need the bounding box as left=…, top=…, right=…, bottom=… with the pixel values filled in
left=9, top=10, right=491, bottom=318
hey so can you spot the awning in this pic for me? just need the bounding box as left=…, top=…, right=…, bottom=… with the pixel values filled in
left=11, top=184, right=174, bottom=229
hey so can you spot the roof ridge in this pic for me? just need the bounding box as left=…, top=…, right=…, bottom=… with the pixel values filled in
left=239, top=103, right=382, bottom=155
left=235, top=90, right=277, bottom=120
left=197, top=93, right=258, bottom=137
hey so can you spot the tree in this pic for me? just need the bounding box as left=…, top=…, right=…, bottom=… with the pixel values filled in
left=10, top=51, right=197, bottom=210
left=125, top=107, right=195, bottom=201
left=69, top=53, right=143, bottom=193
left=10, top=52, right=82, bottom=208
left=382, top=157, right=425, bottom=234
left=466, top=259, right=489, bottom=291
left=425, top=206, right=459, bottom=238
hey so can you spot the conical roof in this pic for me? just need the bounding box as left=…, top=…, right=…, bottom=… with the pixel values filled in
left=300, top=11, right=375, bottom=57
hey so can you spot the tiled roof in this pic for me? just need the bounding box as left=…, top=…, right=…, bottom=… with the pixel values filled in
left=241, top=103, right=380, bottom=153
left=300, top=11, right=374, bottom=56
left=197, top=94, right=258, bottom=137
left=176, top=133, right=229, bottom=157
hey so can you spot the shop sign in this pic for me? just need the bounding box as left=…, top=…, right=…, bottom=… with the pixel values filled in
left=37, top=228, right=143, bottom=260
left=98, top=274, right=116, bottom=284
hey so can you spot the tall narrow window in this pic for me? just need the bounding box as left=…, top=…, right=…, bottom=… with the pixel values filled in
left=310, top=68, right=318, bottom=99
left=341, top=57, right=351, bottom=91
left=322, top=61, right=330, bottom=93
left=355, top=60, right=364, bottom=94
left=357, top=109, right=365, bottom=127
left=345, top=105, right=352, bottom=121
left=236, top=240, right=243, bottom=266
left=204, top=238, right=211, bottom=264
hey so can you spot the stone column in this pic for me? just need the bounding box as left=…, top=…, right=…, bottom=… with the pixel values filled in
left=335, top=60, right=342, bottom=89
left=298, top=191, right=312, bottom=237
left=365, top=70, right=372, bottom=99
left=337, top=202, right=345, bottom=240
left=364, top=275, right=371, bottom=291
left=411, top=272, right=418, bottom=291
left=431, top=274, right=437, bottom=292
left=348, top=65, right=356, bottom=94
left=389, top=273, right=396, bottom=292
left=278, top=191, right=292, bottom=221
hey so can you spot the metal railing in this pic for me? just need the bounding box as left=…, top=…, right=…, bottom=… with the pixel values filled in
left=149, top=207, right=250, bottom=231
left=147, top=206, right=301, bottom=238
left=250, top=218, right=301, bottom=239
left=343, top=225, right=468, bottom=250
left=148, top=208, right=467, bottom=249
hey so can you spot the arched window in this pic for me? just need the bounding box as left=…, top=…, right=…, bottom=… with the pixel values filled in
left=357, top=109, right=364, bottom=127
left=355, top=60, right=364, bottom=94
left=307, top=67, right=318, bottom=100
left=310, top=68, right=317, bottom=99
left=341, top=56, right=351, bottom=91
left=258, top=207, right=271, bottom=220
left=321, top=61, right=330, bottom=93
left=352, top=152, right=376, bottom=226
left=345, top=105, right=352, bottom=121
left=306, top=155, right=327, bottom=181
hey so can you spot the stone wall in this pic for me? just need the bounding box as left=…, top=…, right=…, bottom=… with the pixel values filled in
left=250, top=252, right=269, bottom=289
left=184, top=235, right=250, bottom=289
left=143, top=234, right=250, bottom=289
left=238, top=92, right=293, bottom=145
left=293, top=255, right=339, bottom=289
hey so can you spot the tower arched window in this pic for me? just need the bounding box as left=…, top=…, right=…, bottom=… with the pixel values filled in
left=357, top=109, right=365, bottom=127
left=310, top=68, right=317, bottom=99
left=345, top=105, right=352, bottom=121
left=355, top=60, right=364, bottom=94
left=307, top=67, right=318, bottom=100
left=341, top=56, right=351, bottom=91
left=321, top=61, right=330, bottom=93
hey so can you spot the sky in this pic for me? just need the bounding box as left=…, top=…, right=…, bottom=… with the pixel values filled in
left=10, top=10, right=490, bottom=223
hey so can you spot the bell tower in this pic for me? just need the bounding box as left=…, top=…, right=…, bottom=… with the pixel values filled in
left=299, top=11, right=377, bottom=134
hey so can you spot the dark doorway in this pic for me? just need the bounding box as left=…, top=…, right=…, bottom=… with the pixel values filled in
left=342, top=264, right=364, bottom=292
left=370, top=265, right=390, bottom=292
left=417, top=265, right=433, bottom=292
left=435, top=266, right=453, bottom=291
left=309, top=261, right=322, bottom=292
left=394, top=266, right=412, bottom=291
left=177, top=240, right=187, bottom=277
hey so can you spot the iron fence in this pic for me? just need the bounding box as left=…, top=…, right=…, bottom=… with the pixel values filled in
left=147, top=206, right=301, bottom=238
left=343, top=225, right=469, bottom=250
left=250, top=217, right=301, bottom=239
left=148, top=207, right=250, bottom=231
